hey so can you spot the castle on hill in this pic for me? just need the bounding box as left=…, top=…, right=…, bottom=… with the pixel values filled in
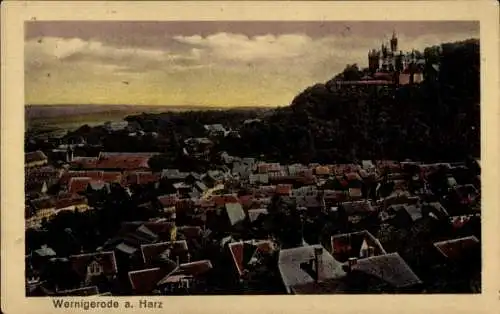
left=365, top=31, right=425, bottom=85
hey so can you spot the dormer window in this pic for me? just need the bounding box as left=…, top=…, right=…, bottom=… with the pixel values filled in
left=87, top=260, right=103, bottom=276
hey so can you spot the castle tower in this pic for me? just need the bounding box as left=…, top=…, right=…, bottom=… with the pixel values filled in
left=368, top=49, right=380, bottom=73
left=390, top=30, right=398, bottom=53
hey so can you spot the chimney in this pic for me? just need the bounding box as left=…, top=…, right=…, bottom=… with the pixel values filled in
left=313, top=247, right=324, bottom=283
left=347, top=257, right=358, bottom=271
left=187, top=253, right=191, bottom=263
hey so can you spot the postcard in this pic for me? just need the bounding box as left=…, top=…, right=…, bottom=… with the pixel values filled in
left=2, top=1, right=499, bottom=314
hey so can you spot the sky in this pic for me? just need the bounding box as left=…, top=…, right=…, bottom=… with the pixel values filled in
left=25, top=21, right=479, bottom=107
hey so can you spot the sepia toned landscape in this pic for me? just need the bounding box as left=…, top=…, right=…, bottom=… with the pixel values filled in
left=24, top=21, right=481, bottom=296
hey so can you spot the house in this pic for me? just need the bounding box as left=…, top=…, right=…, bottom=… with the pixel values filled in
left=54, top=195, right=89, bottom=215
left=278, top=245, right=346, bottom=294
left=70, top=157, right=99, bottom=170
left=348, top=188, right=363, bottom=200
left=375, top=160, right=401, bottom=173
left=331, top=230, right=387, bottom=262
left=204, top=170, right=225, bottom=187
left=156, top=259, right=213, bottom=294
left=248, top=208, right=268, bottom=223
left=340, top=201, right=376, bottom=224
left=433, top=236, right=480, bottom=262
left=228, top=240, right=275, bottom=278
left=69, top=251, right=118, bottom=289
left=128, top=267, right=175, bottom=295
left=117, top=221, right=177, bottom=243
left=343, top=252, right=422, bottom=291
left=68, top=177, right=94, bottom=194
left=93, top=152, right=159, bottom=171
left=29, top=197, right=57, bottom=225
left=275, top=184, right=292, bottom=196
left=249, top=173, right=269, bottom=185
left=161, top=169, right=189, bottom=182
left=224, top=202, right=246, bottom=227
left=125, top=171, right=161, bottom=186
left=140, top=240, right=190, bottom=267
left=25, top=150, right=48, bottom=168
left=204, top=124, right=226, bottom=137
left=158, top=194, right=178, bottom=209
left=361, top=160, right=375, bottom=171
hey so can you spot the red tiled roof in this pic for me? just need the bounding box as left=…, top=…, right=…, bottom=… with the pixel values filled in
left=128, top=267, right=171, bottom=294
left=210, top=194, right=239, bottom=207
left=69, top=251, right=118, bottom=278
left=102, top=172, right=123, bottom=183
left=229, top=240, right=274, bottom=276
left=70, top=157, right=98, bottom=169
left=96, top=155, right=150, bottom=170
left=158, top=194, right=178, bottom=207
left=434, top=236, right=480, bottom=260
left=141, top=240, right=188, bottom=266
left=345, top=172, right=362, bottom=182
left=276, top=184, right=292, bottom=195
left=126, top=171, right=161, bottom=185
left=60, top=171, right=104, bottom=185
left=238, top=195, right=255, bottom=208
left=331, top=230, right=386, bottom=263
left=177, top=260, right=213, bottom=276
left=68, top=177, right=92, bottom=194
left=229, top=242, right=245, bottom=275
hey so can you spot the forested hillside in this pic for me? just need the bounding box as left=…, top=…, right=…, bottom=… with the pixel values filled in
left=216, top=38, right=480, bottom=163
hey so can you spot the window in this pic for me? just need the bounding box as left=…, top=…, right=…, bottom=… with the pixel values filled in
left=87, top=261, right=103, bottom=275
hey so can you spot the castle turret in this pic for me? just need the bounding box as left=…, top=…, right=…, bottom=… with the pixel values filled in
left=390, top=30, right=398, bottom=53
left=368, top=49, right=380, bottom=73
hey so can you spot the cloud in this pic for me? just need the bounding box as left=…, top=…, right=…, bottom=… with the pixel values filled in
left=25, top=29, right=478, bottom=106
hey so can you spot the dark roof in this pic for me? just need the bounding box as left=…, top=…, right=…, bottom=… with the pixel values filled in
left=248, top=208, right=268, bottom=223
left=69, top=251, right=118, bottom=278
left=433, top=236, right=480, bottom=261
left=402, top=204, right=423, bottom=221
left=141, top=240, right=189, bottom=266
left=351, top=253, right=422, bottom=288
left=278, top=245, right=346, bottom=294
left=225, top=202, right=246, bottom=226
left=31, top=197, right=56, bottom=210
left=35, top=245, right=57, bottom=257
left=128, top=267, right=171, bottom=294
left=177, top=226, right=203, bottom=239
left=54, top=195, right=88, bottom=210
left=119, top=221, right=175, bottom=241
left=331, top=230, right=387, bottom=263
left=116, top=242, right=138, bottom=255
left=157, top=260, right=213, bottom=286
left=68, top=177, right=92, bottom=194
left=195, top=181, right=208, bottom=192
left=25, top=150, right=48, bottom=164
left=341, top=201, right=375, bottom=216
left=158, top=194, right=178, bottom=207
left=228, top=240, right=274, bottom=276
